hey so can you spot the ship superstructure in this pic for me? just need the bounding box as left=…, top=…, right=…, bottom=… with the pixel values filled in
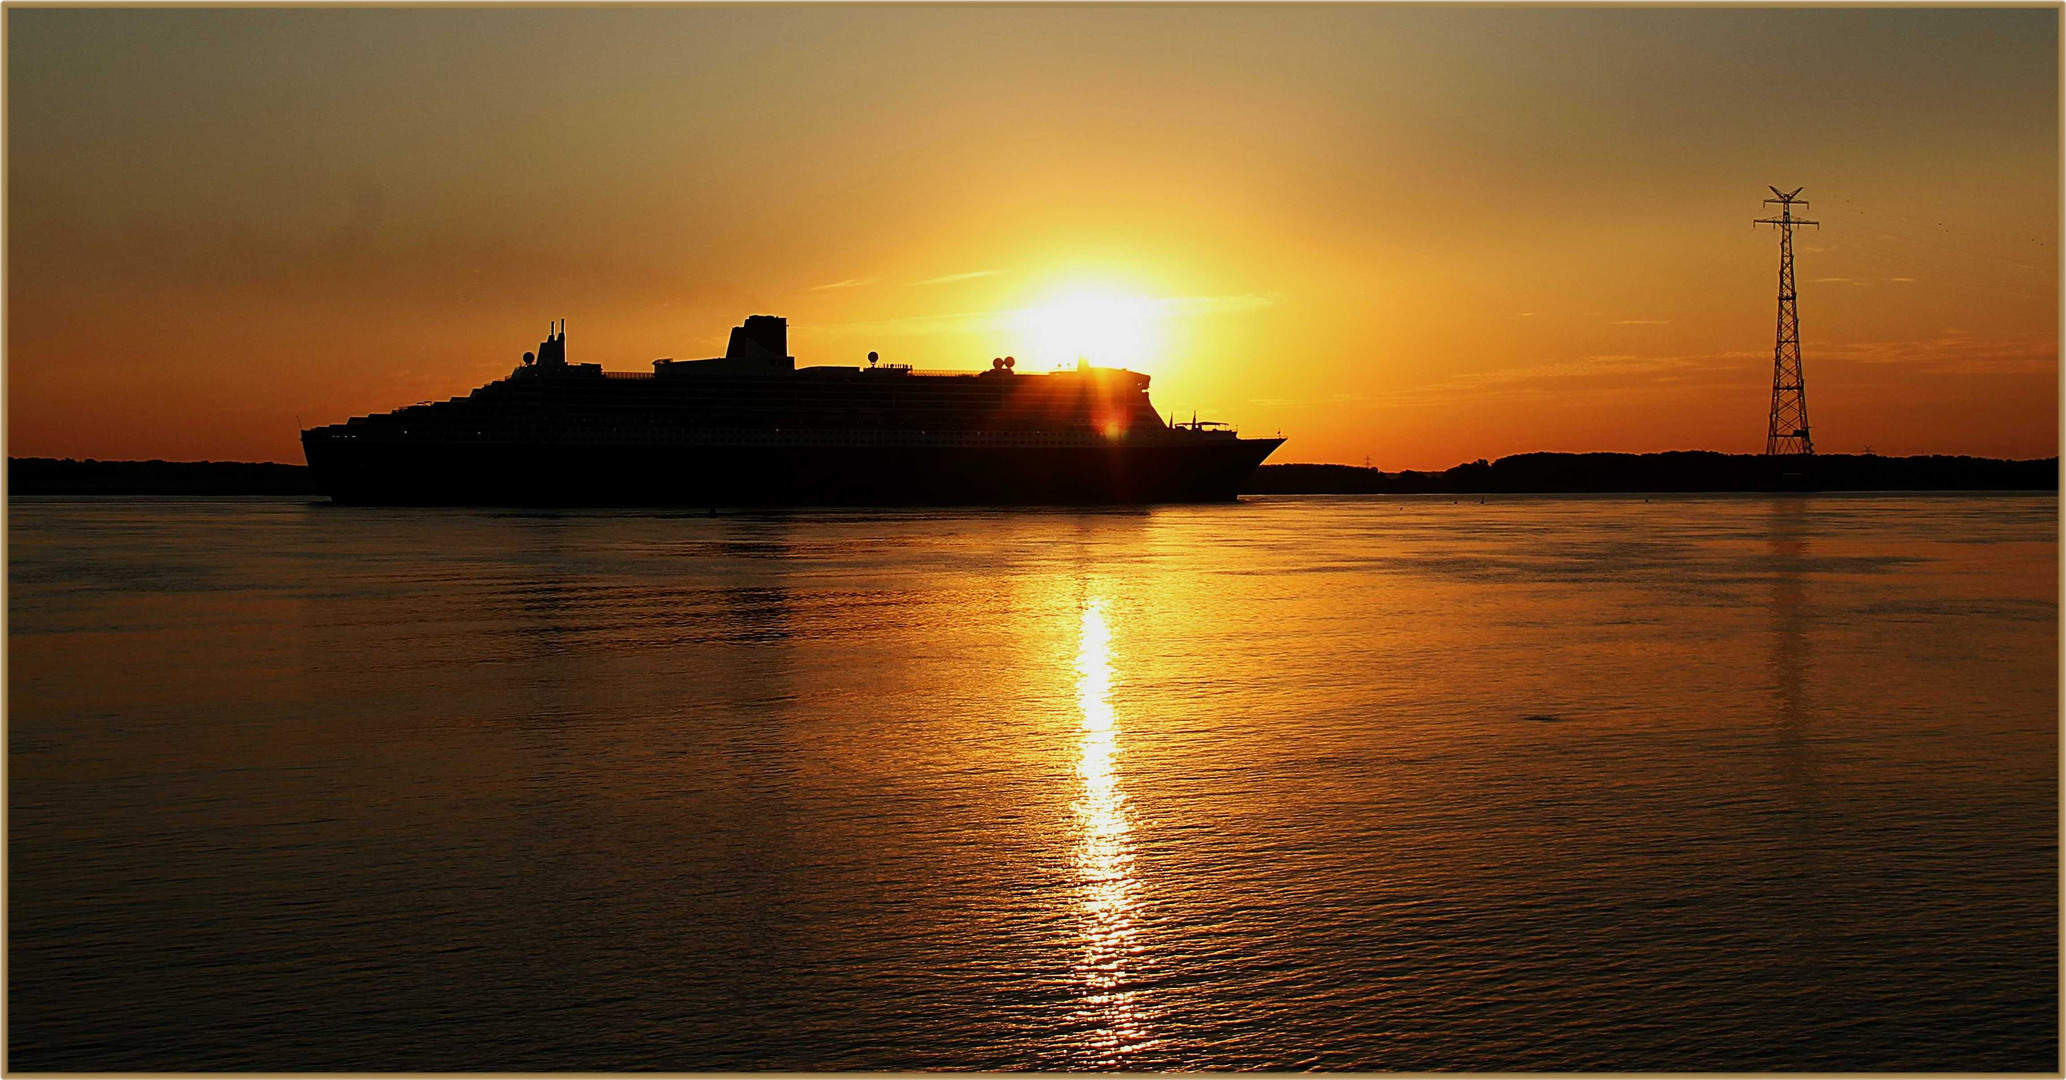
left=301, top=315, right=1283, bottom=505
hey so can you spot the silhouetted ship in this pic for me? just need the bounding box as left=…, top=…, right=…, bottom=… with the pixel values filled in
left=301, top=315, right=1285, bottom=505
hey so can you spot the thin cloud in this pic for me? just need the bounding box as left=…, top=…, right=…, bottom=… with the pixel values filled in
left=809, top=308, right=998, bottom=336
left=1823, top=332, right=2057, bottom=376
left=912, top=269, right=1004, bottom=286
left=811, top=277, right=881, bottom=291
left=1370, top=350, right=1762, bottom=408
left=1159, top=292, right=1281, bottom=316
left=812, top=292, right=1280, bottom=337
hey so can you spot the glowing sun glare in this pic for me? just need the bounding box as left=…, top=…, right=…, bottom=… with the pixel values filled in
left=1015, top=288, right=1161, bottom=370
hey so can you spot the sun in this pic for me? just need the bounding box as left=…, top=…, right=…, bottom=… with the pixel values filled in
left=1013, top=287, right=1163, bottom=371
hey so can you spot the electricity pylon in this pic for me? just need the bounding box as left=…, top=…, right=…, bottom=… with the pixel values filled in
left=1756, top=186, right=1817, bottom=455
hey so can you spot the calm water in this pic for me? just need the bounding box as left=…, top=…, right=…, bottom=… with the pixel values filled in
left=9, top=493, right=2057, bottom=1070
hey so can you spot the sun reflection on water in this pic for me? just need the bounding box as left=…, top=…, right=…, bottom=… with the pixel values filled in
left=1072, top=598, right=1142, bottom=1064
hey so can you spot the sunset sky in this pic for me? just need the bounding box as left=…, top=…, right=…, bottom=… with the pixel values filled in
left=8, top=5, right=2058, bottom=468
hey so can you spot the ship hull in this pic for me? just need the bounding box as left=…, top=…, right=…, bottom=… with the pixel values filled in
left=301, top=436, right=1285, bottom=507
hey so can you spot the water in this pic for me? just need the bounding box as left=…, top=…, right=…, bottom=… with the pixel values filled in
left=9, top=493, right=2057, bottom=1070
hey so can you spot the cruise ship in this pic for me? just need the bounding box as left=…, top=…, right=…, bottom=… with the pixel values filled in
left=300, top=315, right=1284, bottom=505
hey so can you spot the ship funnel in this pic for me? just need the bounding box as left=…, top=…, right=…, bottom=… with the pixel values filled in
left=536, top=319, right=568, bottom=367
left=725, top=315, right=793, bottom=371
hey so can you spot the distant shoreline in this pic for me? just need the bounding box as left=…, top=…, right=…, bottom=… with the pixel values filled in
left=8, top=452, right=2057, bottom=497
left=10, top=458, right=319, bottom=496
left=1249, top=452, right=2058, bottom=494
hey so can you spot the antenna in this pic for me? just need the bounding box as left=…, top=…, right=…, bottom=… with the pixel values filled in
left=1755, top=186, right=1818, bottom=455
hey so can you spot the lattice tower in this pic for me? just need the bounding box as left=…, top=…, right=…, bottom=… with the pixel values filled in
left=1756, top=186, right=1818, bottom=455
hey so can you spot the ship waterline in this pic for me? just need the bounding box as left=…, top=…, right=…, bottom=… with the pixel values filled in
left=302, top=439, right=1283, bottom=507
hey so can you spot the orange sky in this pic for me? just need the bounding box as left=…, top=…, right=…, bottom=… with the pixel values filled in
left=8, top=6, right=2058, bottom=468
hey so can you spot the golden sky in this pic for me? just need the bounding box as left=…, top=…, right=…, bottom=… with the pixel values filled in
left=8, top=6, right=2058, bottom=468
